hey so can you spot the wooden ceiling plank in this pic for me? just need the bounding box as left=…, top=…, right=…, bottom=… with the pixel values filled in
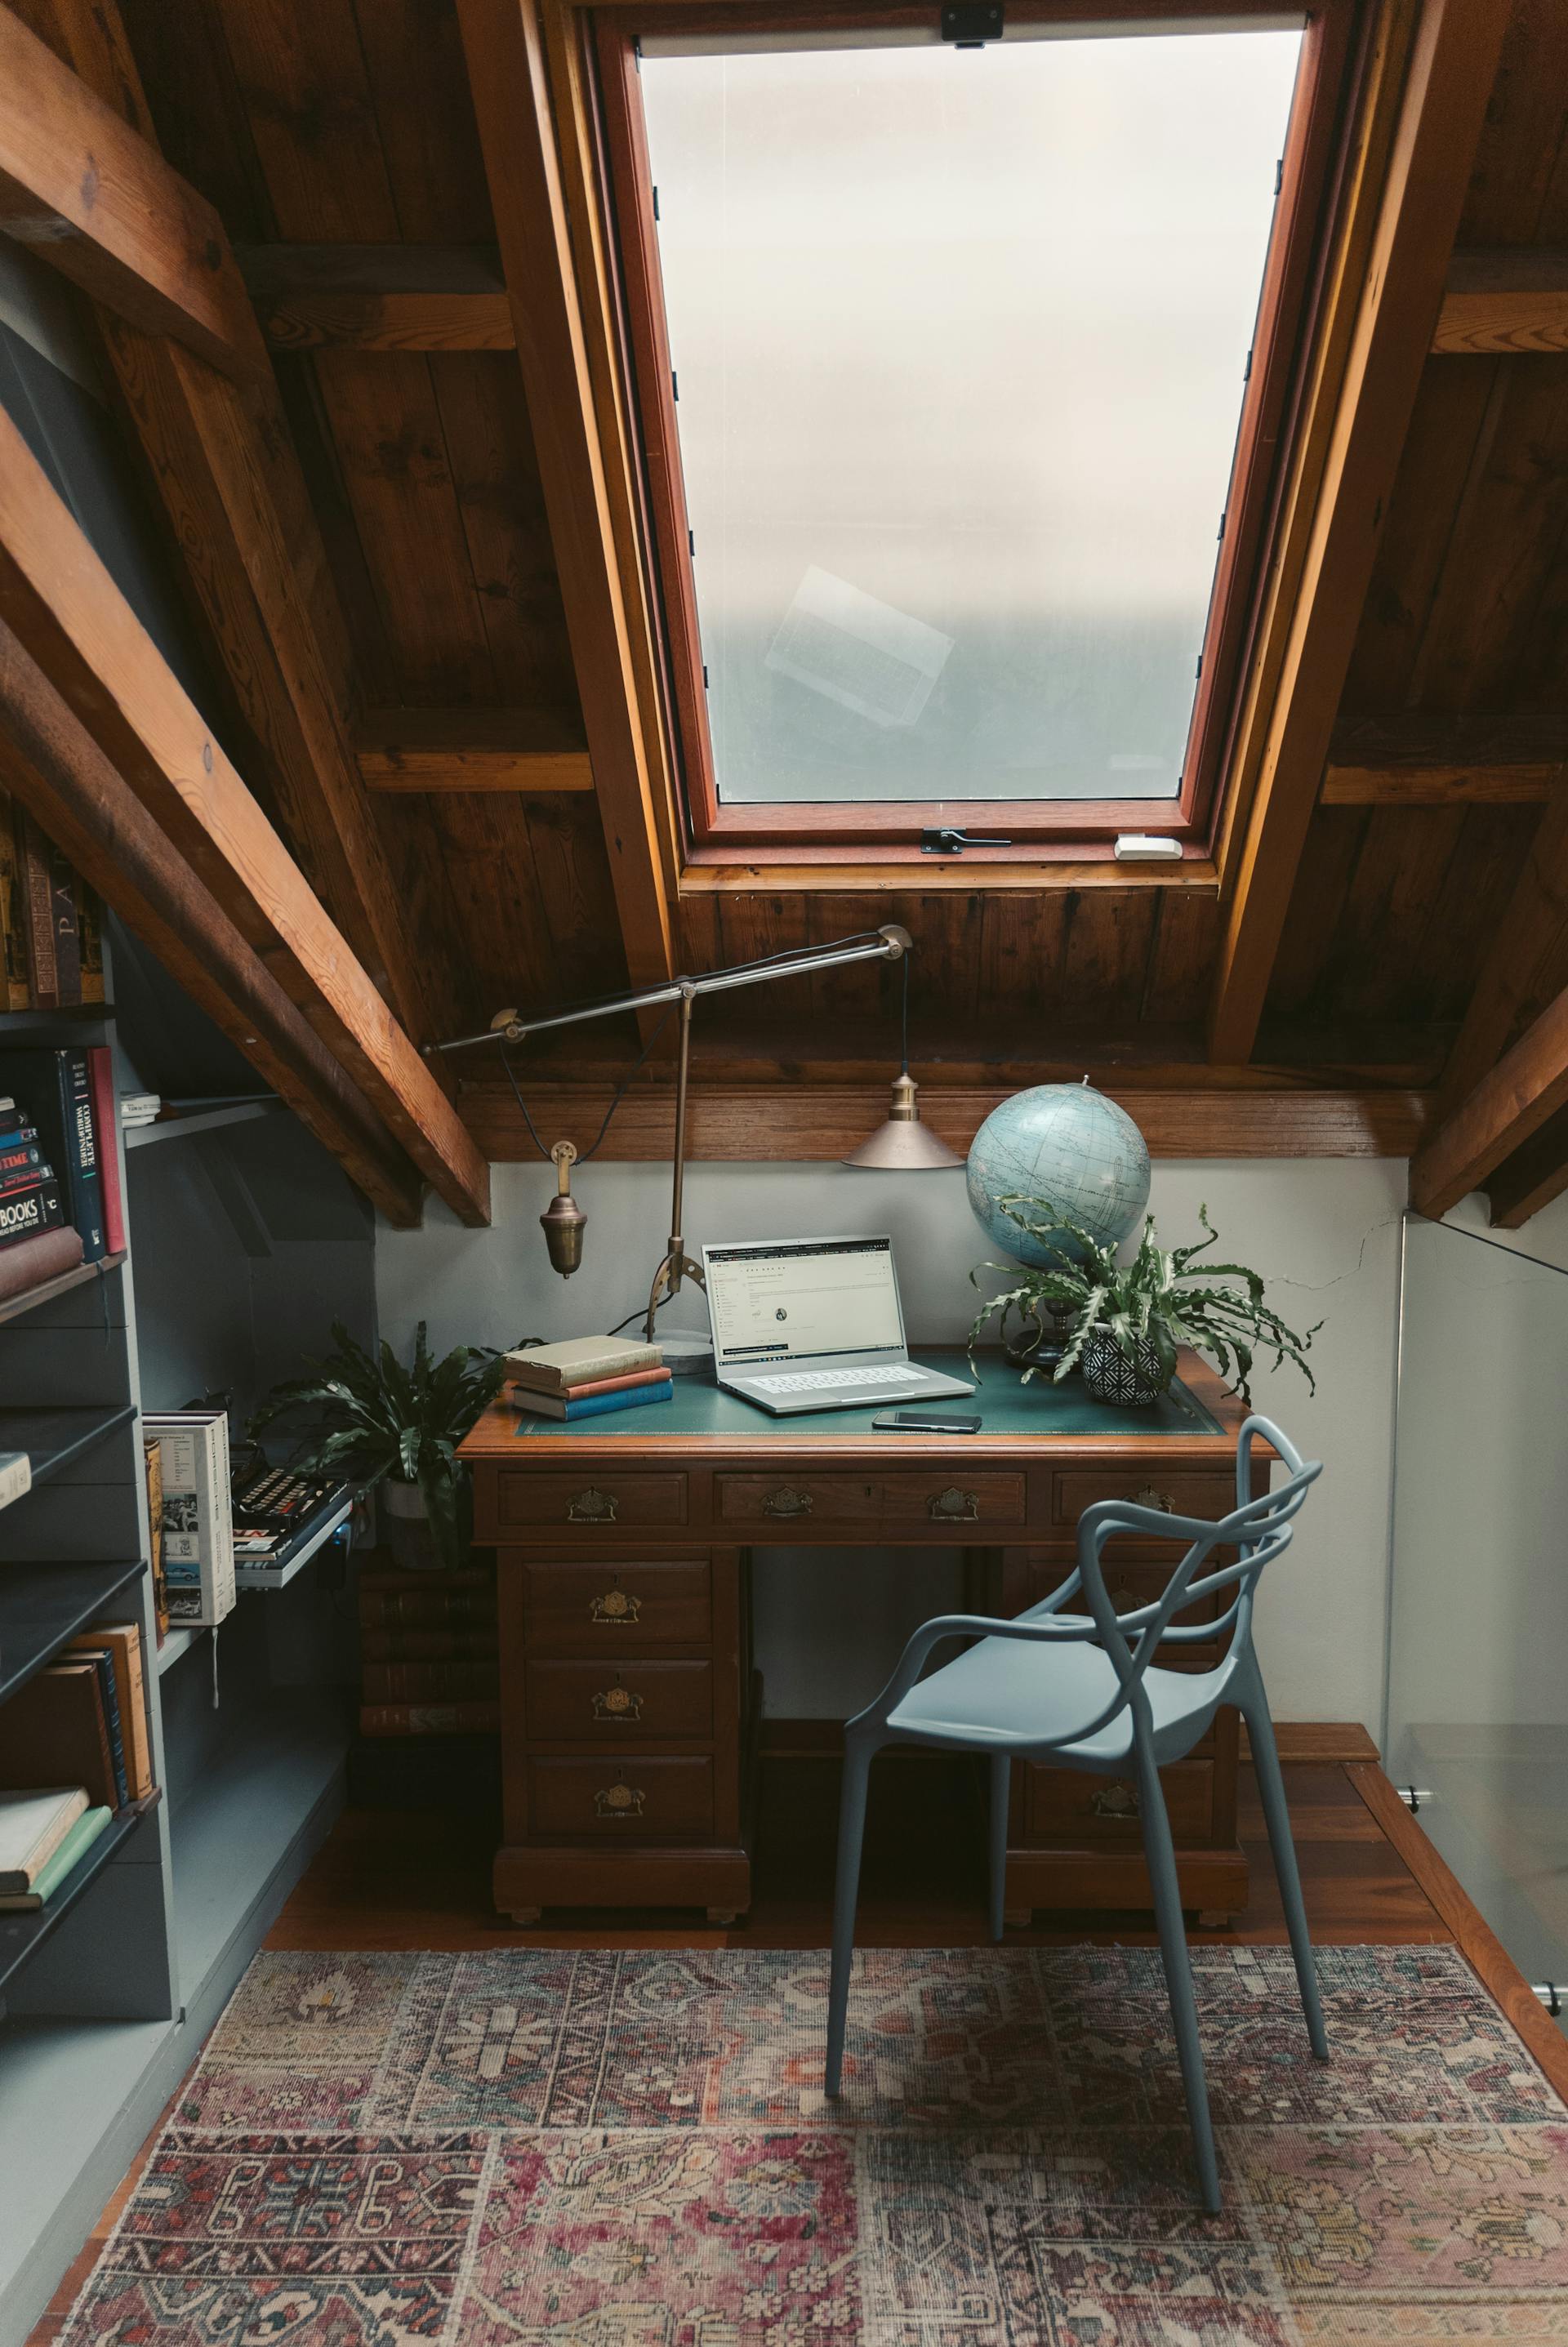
left=1438, top=780, right=1568, bottom=1114
left=454, top=0, right=675, bottom=994
left=0, top=4, right=269, bottom=385
left=1324, top=711, right=1566, bottom=802
left=1410, top=974, right=1568, bottom=1218
left=238, top=243, right=514, bottom=351
left=356, top=706, right=594, bottom=795
left=0, top=398, right=492, bottom=1226
left=1485, top=1098, right=1568, bottom=1227
left=0, top=619, right=423, bottom=1225
left=1209, top=0, right=1515, bottom=1066
left=1434, top=248, right=1568, bottom=353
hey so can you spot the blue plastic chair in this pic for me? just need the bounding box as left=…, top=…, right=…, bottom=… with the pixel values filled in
left=824, top=1413, right=1326, bottom=2211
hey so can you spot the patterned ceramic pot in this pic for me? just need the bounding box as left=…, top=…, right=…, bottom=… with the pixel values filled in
left=1079, top=1329, right=1170, bottom=1409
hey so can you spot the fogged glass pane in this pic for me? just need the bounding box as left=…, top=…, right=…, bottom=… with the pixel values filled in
left=639, top=28, right=1303, bottom=804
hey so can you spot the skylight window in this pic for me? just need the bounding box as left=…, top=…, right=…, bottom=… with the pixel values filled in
left=598, top=7, right=1346, bottom=862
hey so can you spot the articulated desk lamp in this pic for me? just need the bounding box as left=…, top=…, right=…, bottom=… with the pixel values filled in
left=427, top=922, right=961, bottom=1358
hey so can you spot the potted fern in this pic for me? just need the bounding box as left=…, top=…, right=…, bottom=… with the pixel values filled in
left=969, top=1199, right=1318, bottom=1408
left=250, top=1321, right=510, bottom=1569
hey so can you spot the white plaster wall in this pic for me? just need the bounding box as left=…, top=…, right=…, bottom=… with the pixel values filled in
left=376, top=1155, right=1405, bottom=1727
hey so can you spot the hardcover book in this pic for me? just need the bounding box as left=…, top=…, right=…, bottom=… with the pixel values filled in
left=0, top=1660, right=118, bottom=1810
left=0, top=1806, right=112, bottom=1912
left=65, top=1623, right=154, bottom=1801
left=514, top=1378, right=675, bottom=1423
left=143, top=1410, right=236, bottom=1628
left=504, top=1337, right=663, bottom=1392
left=0, top=1175, right=66, bottom=1248
left=0, top=1047, right=105, bottom=1260
left=0, top=1786, right=88, bottom=1894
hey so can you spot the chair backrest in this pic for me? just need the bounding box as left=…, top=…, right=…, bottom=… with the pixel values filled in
left=1070, top=1414, right=1321, bottom=1739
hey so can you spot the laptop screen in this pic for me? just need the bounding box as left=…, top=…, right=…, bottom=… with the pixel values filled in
left=706, top=1236, right=906, bottom=1369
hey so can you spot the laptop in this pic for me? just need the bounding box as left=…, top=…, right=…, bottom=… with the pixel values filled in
left=702, top=1235, right=976, bottom=1417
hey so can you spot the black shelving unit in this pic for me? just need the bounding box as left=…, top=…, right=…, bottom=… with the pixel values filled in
left=0, top=1797, right=159, bottom=1995
left=0, top=1559, right=145, bottom=1703
left=0, top=1404, right=138, bottom=1487
left=0, top=1254, right=127, bottom=1334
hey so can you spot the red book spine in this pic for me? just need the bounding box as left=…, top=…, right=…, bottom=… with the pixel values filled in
left=88, top=1046, right=125, bottom=1256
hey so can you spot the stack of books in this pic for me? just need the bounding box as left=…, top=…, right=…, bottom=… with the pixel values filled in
left=0, top=1618, right=156, bottom=1824
left=0, top=792, right=105, bottom=1013
left=0, top=1041, right=126, bottom=1303
left=0, top=1788, right=113, bottom=1914
left=504, top=1336, right=673, bottom=1421
left=359, top=1564, right=499, bottom=1737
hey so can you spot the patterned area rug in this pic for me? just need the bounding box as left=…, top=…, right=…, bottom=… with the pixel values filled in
left=60, top=1944, right=1568, bottom=2345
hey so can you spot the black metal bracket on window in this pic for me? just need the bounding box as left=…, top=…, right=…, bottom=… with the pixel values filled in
left=941, top=2, right=1002, bottom=46
left=920, top=827, right=1013, bottom=855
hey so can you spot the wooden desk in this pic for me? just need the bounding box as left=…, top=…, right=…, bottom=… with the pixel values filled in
left=461, top=1349, right=1261, bottom=1925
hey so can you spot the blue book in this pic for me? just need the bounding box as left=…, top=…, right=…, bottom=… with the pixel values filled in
left=0, top=1049, right=104, bottom=1260
left=516, top=1378, right=675, bottom=1425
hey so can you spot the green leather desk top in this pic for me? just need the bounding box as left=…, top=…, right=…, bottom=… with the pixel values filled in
left=502, top=1348, right=1223, bottom=1443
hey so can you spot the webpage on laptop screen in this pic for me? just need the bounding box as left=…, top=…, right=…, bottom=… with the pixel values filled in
left=708, top=1238, right=904, bottom=1365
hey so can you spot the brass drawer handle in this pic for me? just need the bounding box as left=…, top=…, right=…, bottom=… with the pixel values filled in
left=592, top=1684, right=644, bottom=1721
left=589, top=1587, right=641, bottom=1624
left=928, top=1485, right=979, bottom=1523
left=1129, top=1485, right=1174, bottom=1513
left=761, top=1485, right=814, bottom=1518
left=595, top=1780, right=646, bottom=1819
left=568, top=1485, right=618, bottom=1523
left=1092, top=1780, right=1140, bottom=1821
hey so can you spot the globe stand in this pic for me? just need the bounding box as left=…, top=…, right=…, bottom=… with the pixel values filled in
left=1001, top=1301, right=1078, bottom=1374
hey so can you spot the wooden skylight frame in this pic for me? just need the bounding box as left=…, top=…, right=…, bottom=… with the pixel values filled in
left=588, top=0, right=1364, bottom=872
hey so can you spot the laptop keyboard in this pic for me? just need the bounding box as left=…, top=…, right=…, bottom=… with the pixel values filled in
left=747, top=1364, right=929, bottom=1395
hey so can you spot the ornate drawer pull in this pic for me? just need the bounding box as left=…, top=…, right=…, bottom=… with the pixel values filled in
left=1129, top=1485, right=1174, bottom=1513
left=589, top=1587, right=641, bottom=1624
left=595, top=1781, right=646, bottom=1819
left=928, top=1485, right=979, bottom=1523
left=592, top=1684, right=644, bottom=1721
left=761, top=1485, right=814, bottom=1518
left=1092, top=1780, right=1140, bottom=1821
left=568, top=1485, right=618, bottom=1523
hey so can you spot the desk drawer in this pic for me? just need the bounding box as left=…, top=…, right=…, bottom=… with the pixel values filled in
left=528, top=1755, right=714, bottom=1839
left=521, top=1560, right=711, bottom=1650
left=881, top=1472, right=1026, bottom=1530
left=1025, top=1757, right=1215, bottom=1844
left=1052, top=1471, right=1236, bottom=1541
left=715, top=1474, right=880, bottom=1528
left=525, top=1658, right=715, bottom=1740
left=496, top=1471, right=688, bottom=1532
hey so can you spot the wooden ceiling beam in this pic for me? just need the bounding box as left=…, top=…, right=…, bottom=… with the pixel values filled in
left=0, top=621, right=424, bottom=1226
left=355, top=706, right=594, bottom=794
left=236, top=243, right=514, bottom=353
left=455, top=0, right=675, bottom=995
left=1433, top=248, right=1568, bottom=354
left=11, top=0, right=446, bottom=1069
left=1484, top=1102, right=1568, bottom=1229
left=1410, top=978, right=1568, bottom=1218
left=1438, top=772, right=1568, bottom=1114
left=0, top=400, right=492, bottom=1227
left=0, top=4, right=268, bottom=386
left=1323, top=712, right=1566, bottom=804
left=1208, top=0, right=1513, bottom=1066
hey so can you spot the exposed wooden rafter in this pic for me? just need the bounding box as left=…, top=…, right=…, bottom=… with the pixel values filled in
left=456, top=0, right=675, bottom=993
left=1209, top=0, right=1514, bottom=1065
left=1322, top=713, right=1566, bottom=804
left=0, top=4, right=269, bottom=385
left=11, top=0, right=442, bottom=1064
left=237, top=243, right=514, bottom=352
left=0, top=621, right=425, bottom=1226
left=0, top=399, right=492, bottom=1227
left=355, top=706, right=594, bottom=794
left=1433, top=248, right=1568, bottom=354
left=1438, top=769, right=1568, bottom=1115
left=1410, top=979, right=1568, bottom=1219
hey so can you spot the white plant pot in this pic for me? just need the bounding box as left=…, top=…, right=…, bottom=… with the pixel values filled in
left=381, top=1476, right=440, bottom=1571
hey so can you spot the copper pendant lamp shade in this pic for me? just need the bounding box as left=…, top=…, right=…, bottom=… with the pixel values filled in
left=843, top=1071, right=964, bottom=1170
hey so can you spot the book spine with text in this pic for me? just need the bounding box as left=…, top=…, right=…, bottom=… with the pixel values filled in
left=46, top=838, right=81, bottom=1006
left=12, top=810, right=56, bottom=1008
left=88, top=1046, right=125, bottom=1255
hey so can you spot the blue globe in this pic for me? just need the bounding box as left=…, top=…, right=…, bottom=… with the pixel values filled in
left=967, top=1083, right=1152, bottom=1267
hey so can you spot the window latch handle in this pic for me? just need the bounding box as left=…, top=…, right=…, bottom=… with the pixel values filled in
left=920, top=827, right=1013, bottom=855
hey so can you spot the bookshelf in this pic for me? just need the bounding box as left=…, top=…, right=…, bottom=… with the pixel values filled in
left=0, top=948, right=358, bottom=2347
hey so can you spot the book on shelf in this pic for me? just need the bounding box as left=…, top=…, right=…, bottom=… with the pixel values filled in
left=0, top=1224, right=84, bottom=1303
left=0, top=1658, right=120, bottom=1810
left=144, top=1410, right=236, bottom=1628
left=361, top=1661, right=501, bottom=1704
left=67, top=1643, right=130, bottom=1807
left=0, top=1806, right=112, bottom=1912
left=46, top=835, right=81, bottom=1007
left=0, top=1173, right=65, bottom=1249
left=358, top=1564, right=496, bottom=1630
left=0, top=1448, right=30, bottom=1508
left=119, top=1092, right=161, bottom=1127
left=78, top=886, right=103, bottom=1004
left=0, top=791, right=104, bottom=1012
left=0, top=1131, right=42, bottom=1179
left=513, top=1377, right=674, bottom=1423
left=64, top=1623, right=154, bottom=1801
left=359, top=1701, right=501, bottom=1737
left=88, top=1046, right=125, bottom=1254
left=0, top=1786, right=88, bottom=1895
left=0, top=1046, right=105, bottom=1259
left=360, top=1625, right=499, bottom=1662
left=504, top=1336, right=662, bottom=1393
left=144, top=1435, right=168, bottom=1643
left=11, top=808, right=58, bottom=1009
left=0, top=813, right=27, bottom=1011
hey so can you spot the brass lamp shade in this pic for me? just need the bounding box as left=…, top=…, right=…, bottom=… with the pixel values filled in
left=842, top=1071, right=964, bottom=1171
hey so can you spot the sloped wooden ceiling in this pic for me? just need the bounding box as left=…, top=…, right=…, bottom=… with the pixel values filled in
left=34, top=0, right=1568, bottom=1214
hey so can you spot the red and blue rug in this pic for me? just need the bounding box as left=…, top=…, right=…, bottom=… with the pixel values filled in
left=60, top=1944, right=1568, bottom=2344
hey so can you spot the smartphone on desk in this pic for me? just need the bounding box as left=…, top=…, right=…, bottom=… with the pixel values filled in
left=872, top=1410, right=982, bottom=1433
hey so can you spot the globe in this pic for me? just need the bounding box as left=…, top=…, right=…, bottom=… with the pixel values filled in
left=967, top=1083, right=1152, bottom=1267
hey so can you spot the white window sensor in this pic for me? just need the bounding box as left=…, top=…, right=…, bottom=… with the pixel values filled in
left=1114, top=834, right=1183, bottom=862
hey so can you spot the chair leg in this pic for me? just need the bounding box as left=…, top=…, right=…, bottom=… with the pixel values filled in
left=1244, top=1689, right=1330, bottom=2060
left=826, top=1734, right=876, bottom=2098
left=1134, top=1747, right=1222, bottom=2215
left=988, top=1753, right=1011, bottom=1943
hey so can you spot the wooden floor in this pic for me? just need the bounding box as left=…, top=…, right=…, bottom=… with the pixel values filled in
left=21, top=1755, right=1461, bottom=2345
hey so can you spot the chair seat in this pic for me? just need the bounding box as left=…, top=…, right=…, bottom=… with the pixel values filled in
left=887, top=1633, right=1232, bottom=1766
